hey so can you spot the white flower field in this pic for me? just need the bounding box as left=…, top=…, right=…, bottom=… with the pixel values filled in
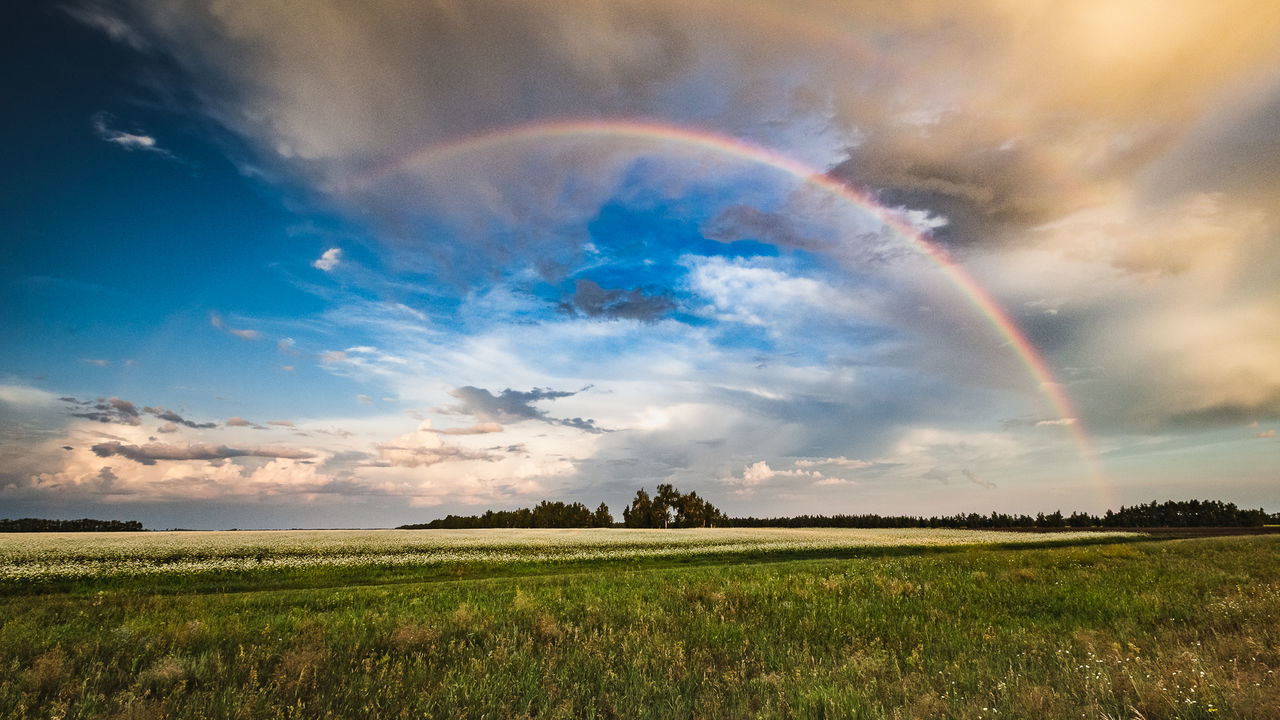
left=0, top=527, right=1134, bottom=583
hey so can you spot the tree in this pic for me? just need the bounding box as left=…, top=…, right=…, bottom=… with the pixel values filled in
left=618, top=485, right=729, bottom=529
left=653, top=483, right=680, bottom=529
left=676, top=490, right=705, bottom=528
left=623, top=489, right=654, bottom=528
left=593, top=502, right=613, bottom=528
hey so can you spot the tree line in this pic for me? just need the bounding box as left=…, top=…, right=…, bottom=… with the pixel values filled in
left=730, top=500, right=1278, bottom=529
left=398, top=500, right=614, bottom=529
left=0, top=518, right=144, bottom=532
left=403, top=497, right=1276, bottom=531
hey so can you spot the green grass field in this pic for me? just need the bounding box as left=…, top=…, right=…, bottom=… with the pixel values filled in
left=2, top=530, right=1277, bottom=719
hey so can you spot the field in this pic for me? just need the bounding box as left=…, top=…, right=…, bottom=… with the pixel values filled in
left=1, top=529, right=1278, bottom=719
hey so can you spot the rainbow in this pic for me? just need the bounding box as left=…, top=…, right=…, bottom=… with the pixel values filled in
left=352, top=118, right=1109, bottom=504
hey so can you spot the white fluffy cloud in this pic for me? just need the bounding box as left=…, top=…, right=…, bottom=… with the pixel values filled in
left=313, top=248, right=342, bottom=271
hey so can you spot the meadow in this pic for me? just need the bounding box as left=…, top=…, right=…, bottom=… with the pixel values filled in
left=1, top=529, right=1277, bottom=718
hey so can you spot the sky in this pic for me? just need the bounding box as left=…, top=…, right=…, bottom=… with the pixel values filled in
left=2, top=1, right=1278, bottom=529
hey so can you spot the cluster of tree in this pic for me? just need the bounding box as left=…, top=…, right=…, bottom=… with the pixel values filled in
left=730, top=499, right=1278, bottom=529
left=622, top=484, right=728, bottom=528
left=1099, top=500, right=1276, bottom=527
left=0, top=518, right=144, bottom=532
left=399, top=500, right=613, bottom=529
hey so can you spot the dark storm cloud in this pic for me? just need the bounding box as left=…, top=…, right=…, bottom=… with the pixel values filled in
left=66, top=396, right=142, bottom=426
left=441, top=386, right=606, bottom=433
left=827, top=127, right=1095, bottom=248
left=1138, top=76, right=1280, bottom=204
left=142, top=406, right=218, bottom=429
left=91, top=441, right=315, bottom=465
left=559, top=417, right=606, bottom=433
left=702, top=205, right=824, bottom=252
left=557, top=279, right=676, bottom=322
left=1161, top=397, right=1280, bottom=432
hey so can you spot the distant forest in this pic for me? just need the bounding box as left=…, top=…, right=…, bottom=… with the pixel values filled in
left=400, top=500, right=614, bottom=529
left=0, top=518, right=144, bottom=532
left=402, top=497, right=1277, bottom=530
left=731, top=500, right=1279, bottom=529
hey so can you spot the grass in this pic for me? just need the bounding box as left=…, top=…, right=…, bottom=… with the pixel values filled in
left=1, top=531, right=1277, bottom=718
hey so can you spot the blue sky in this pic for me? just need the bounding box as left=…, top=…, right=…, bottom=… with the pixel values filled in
left=2, top=1, right=1278, bottom=528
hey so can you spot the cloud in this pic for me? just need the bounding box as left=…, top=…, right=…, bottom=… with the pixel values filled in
left=88, top=0, right=1280, bottom=254
left=225, top=417, right=255, bottom=427
left=813, top=476, right=858, bottom=487
left=1256, top=429, right=1277, bottom=439
left=793, top=456, right=873, bottom=471
left=267, top=419, right=296, bottom=428
left=369, top=421, right=503, bottom=468
left=0, top=385, right=59, bottom=407
left=90, top=441, right=316, bottom=465
left=356, top=394, right=374, bottom=405
left=962, top=468, right=996, bottom=491
left=57, top=0, right=1280, bottom=523
left=441, top=385, right=605, bottom=432
left=372, top=444, right=498, bottom=469
left=683, top=256, right=878, bottom=333
left=313, top=248, right=342, bottom=271
left=64, top=4, right=148, bottom=50
left=1002, top=417, right=1079, bottom=430
left=90, top=112, right=174, bottom=158
left=428, top=422, right=503, bottom=435
left=922, top=467, right=950, bottom=485
left=278, top=338, right=301, bottom=355
left=77, top=0, right=1280, bottom=282
left=209, top=312, right=262, bottom=341
left=82, top=358, right=109, bottom=367
left=142, top=406, right=217, bottom=429
left=558, top=417, right=606, bottom=433
left=558, top=279, right=675, bottom=322
left=703, top=205, right=823, bottom=253
left=65, top=396, right=142, bottom=426
left=722, top=460, right=827, bottom=497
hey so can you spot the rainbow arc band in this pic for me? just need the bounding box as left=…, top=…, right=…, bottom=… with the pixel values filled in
left=350, top=118, right=1108, bottom=502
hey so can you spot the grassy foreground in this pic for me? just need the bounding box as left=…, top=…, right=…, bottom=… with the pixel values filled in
left=1, top=533, right=1277, bottom=719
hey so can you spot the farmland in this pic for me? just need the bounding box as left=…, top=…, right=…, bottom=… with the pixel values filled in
left=0, top=527, right=1129, bottom=589
left=2, top=530, right=1278, bottom=718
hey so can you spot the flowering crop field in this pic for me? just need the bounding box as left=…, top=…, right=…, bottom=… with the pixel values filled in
left=3, top=531, right=1278, bottom=719
left=0, top=527, right=1132, bottom=585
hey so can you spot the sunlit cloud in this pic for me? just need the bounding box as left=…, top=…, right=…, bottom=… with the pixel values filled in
left=312, top=248, right=342, bottom=271
left=210, top=312, right=262, bottom=341
left=90, top=441, right=315, bottom=465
